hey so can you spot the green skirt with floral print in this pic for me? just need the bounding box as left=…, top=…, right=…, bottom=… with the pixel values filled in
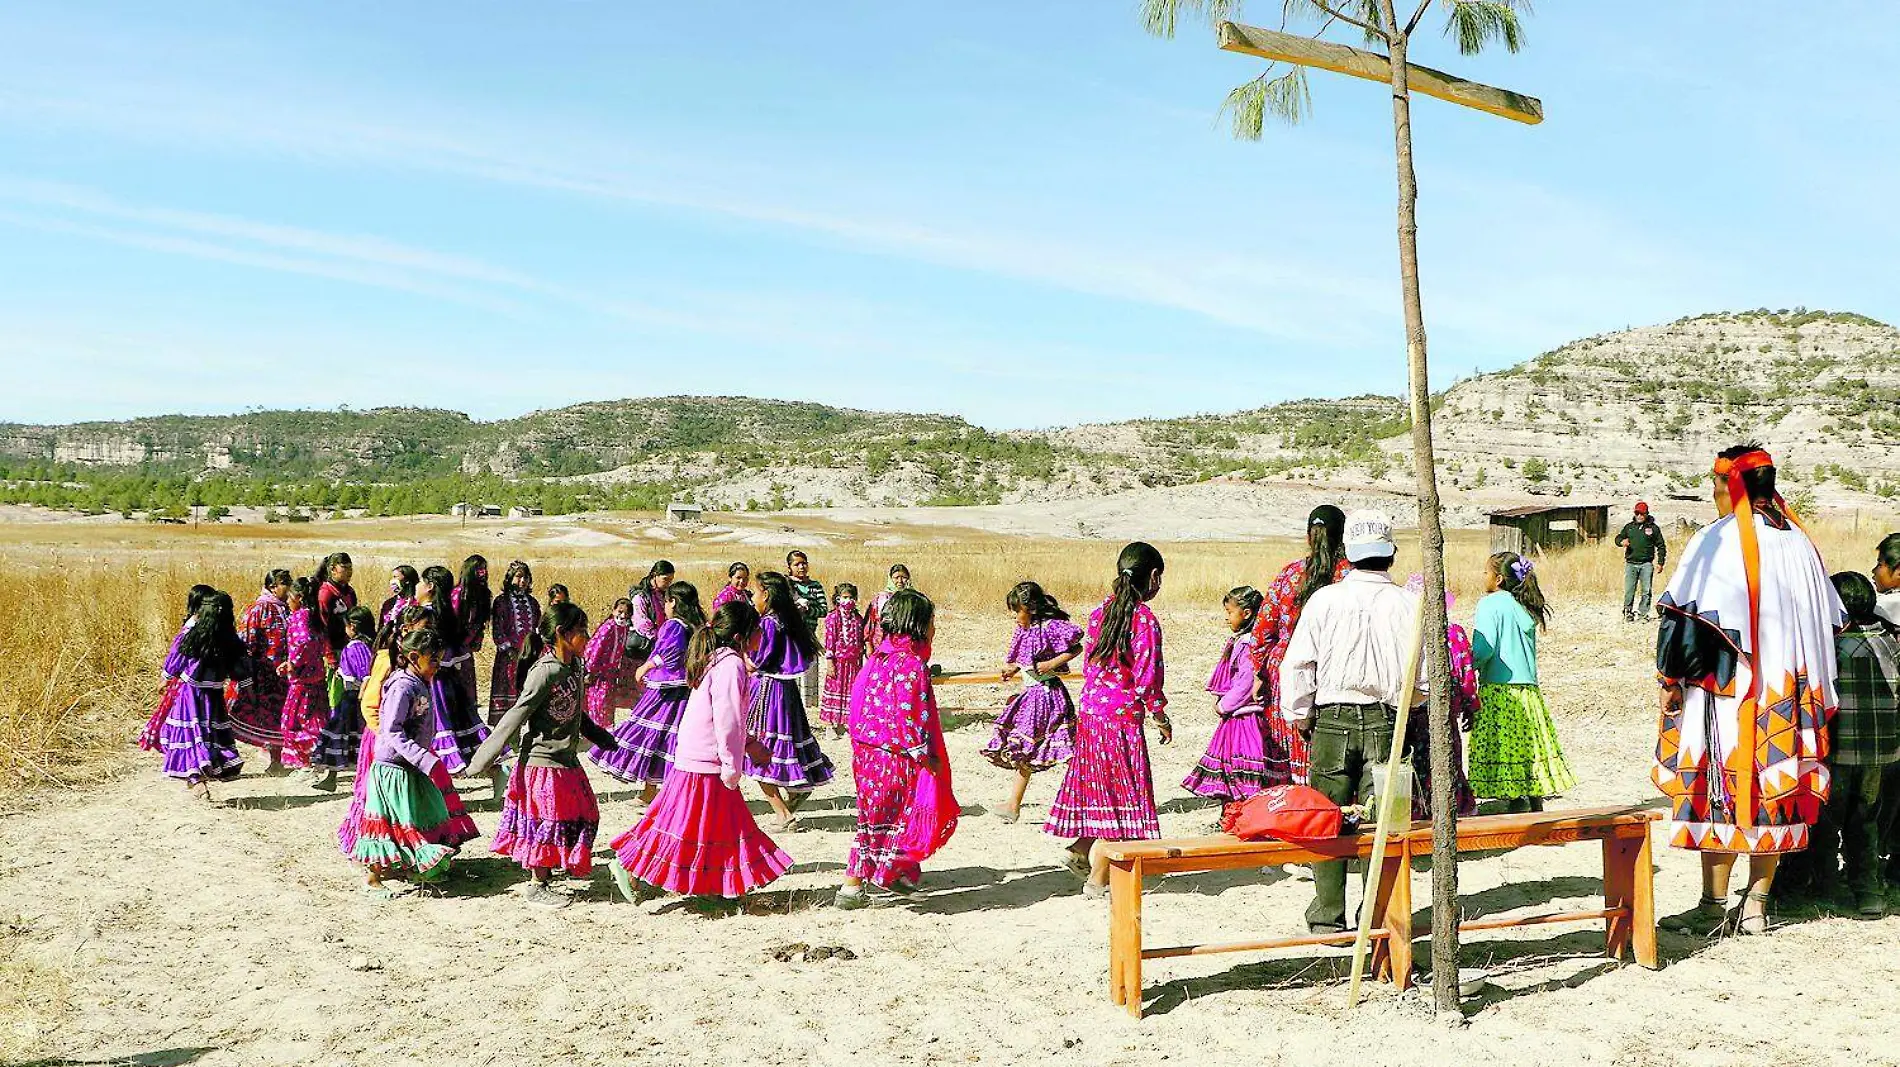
left=1468, top=683, right=1577, bottom=800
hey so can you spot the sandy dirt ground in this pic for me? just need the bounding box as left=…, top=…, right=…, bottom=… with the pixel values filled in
left=4, top=596, right=1899, bottom=1067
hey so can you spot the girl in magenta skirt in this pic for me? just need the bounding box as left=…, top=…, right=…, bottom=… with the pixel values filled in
left=1044, top=542, right=1173, bottom=898
left=582, top=597, right=642, bottom=728
left=467, top=601, right=620, bottom=910
left=278, top=577, right=333, bottom=775
left=1182, top=586, right=1276, bottom=811
left=818, top=583, right=865, bottom=735
left=835, top=589, right=959, bottom=908
left=609, top=600, right=794, bottom=907
left=982, top=581, right=1083, bottom=824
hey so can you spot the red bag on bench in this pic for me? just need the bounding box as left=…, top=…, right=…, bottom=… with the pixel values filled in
left=1221, top=785, right=1342, bottom=843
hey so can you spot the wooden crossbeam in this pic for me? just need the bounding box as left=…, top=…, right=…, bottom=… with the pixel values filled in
left=1217, top=21, right=1544, bottom=125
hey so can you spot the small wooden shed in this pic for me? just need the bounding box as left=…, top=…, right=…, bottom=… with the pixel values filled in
left=1488, top=503, right=1610, bottom=555
left=666, top=501, right=703, bottom=524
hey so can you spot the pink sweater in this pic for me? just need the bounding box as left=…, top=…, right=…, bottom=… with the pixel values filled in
left=673, top=648, right=751, bottom=788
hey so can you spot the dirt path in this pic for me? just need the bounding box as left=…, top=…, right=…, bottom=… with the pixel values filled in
left=4, top=601, right=1897, bottom=1067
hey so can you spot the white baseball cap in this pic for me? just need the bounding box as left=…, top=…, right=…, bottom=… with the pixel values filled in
left=1344, top=509, right=1397, bottom=563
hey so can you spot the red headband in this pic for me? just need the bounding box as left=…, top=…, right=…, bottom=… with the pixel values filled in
left=1713, top=450, right=1773, bottom=479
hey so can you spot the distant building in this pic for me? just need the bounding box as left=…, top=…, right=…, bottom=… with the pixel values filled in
left=450, top=502, right=473, bottom=517
left=1487, top=503, right=1610, bottom=555
left=666, top=501, right=703, bottom=524
left=508, top=505, right=543, bottom=519
left=479, top=504, right=503, bottom=518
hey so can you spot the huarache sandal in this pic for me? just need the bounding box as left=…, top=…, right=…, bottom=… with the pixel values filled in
left=1737, top=890, right=1772, bottom=936
left=1660, top=895, right=1731, bottom=936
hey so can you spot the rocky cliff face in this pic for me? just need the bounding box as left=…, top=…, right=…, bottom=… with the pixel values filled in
left=6, top=310, right=1896, bottom=511
left=1413, top=310, right=1900, bottom=500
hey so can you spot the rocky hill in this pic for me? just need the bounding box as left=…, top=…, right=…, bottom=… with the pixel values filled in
left=4, top=309, right=1897, bottom=514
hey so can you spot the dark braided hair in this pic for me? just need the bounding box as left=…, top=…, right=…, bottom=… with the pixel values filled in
left=1006, top=580, right=1069, bottom=623
left=1090, top=542, right=1164, bottom=667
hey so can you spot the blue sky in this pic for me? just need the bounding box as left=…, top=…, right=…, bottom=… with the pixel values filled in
left=0, top=2, right=1893, bottom=429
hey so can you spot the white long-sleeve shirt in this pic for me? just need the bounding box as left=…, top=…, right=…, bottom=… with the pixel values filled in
left=1278, top=570, right=1424, bottom=726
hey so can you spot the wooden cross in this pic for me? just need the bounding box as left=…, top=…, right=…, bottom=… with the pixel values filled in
left=1210, top=15, right=1542, bottom=1011
left=1218, top=21, right=1543, bottom=124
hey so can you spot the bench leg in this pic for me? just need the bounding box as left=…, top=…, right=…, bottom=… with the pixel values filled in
left=1109, top=860, right=1143, bottom=1017
left=1374, top=845, right=1414, bottom=990
left=1602, top=835, right=1636, bottom=962
left=1631, top=827, right=1659, bottom=969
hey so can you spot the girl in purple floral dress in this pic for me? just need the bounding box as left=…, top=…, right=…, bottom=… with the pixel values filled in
left=982, top=581, right=1082, bottom=823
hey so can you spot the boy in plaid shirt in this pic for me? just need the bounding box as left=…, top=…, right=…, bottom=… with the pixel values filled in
left=1807, top=571, right=1900, bottom=915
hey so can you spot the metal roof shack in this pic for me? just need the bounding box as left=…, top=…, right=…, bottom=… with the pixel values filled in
left=1487, top=503, right=1610, bottom=555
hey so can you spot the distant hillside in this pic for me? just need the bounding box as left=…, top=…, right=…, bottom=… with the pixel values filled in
left=4, top=308, right=1896, bottom=516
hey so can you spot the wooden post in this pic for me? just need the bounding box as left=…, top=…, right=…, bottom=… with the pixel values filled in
left=1110, top=857, right=1145, bottom=1015
left=1346, top=593, right=1426, bottom=1006
left=1205, top=12, right=1542, bottom=1015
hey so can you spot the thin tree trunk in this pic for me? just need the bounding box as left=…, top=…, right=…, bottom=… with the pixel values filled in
left=1376, top=0, right=1460, bottom=1015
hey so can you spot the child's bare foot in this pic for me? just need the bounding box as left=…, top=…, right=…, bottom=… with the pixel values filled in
left=993, top=804, right=1020, bottom=824
left=186, top=780, right=213, bottom=803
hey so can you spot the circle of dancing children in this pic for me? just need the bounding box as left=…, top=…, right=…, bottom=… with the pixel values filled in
left=981, top=581, right=1081, bottom=824
left=836, top=588, right=959, bottom=908
left=591, top=581, right=707, bottom=803
left=1044, top=542, right=1172, bottom=899
left=1467, top=551, right=1575, bottom=813
left=1182, top=586, right=1273, bottom=818
left=608, top=600, right=795, bottom=911
left=467, top=601, right=621, bottom=908
left=747, top=570, right=835, bottom=829
left=818, top=583, right=866, bottom=738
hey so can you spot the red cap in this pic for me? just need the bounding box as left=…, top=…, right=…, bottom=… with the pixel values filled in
left=1634, top=501, right=1650, bottom=514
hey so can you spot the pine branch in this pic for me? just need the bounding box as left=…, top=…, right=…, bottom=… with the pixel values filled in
left=1220, top=66, right=1314, bottom=138
left=1298, top=0, right=1390, bottom=43
left=1139, top=0, right=1245, bottom=38
left=1442, top=0, right=1526, bottom=54
left=1404, top=0, right=1436, bottom=36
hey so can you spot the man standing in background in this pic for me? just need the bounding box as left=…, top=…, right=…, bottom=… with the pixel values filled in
left=1616, top=502, right=1668, bottom=622
left=787, top=550, right=828, bottom=711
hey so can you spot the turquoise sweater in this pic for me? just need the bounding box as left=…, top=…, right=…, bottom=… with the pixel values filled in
left=1472, top=591, right=1540, bottom=686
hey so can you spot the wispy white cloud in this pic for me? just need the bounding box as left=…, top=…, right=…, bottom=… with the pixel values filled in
left=0, top=74, right=1395, bottom=349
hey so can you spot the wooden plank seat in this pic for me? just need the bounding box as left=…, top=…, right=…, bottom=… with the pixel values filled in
left=1102, top=805, right=1661, bottom=1017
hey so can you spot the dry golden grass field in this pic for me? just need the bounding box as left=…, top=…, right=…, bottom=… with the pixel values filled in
left=2, top=509, right=1897, bottom=1067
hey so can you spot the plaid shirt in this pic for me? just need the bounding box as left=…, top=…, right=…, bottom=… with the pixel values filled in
left=1832, top=625, right=1900, bottom=766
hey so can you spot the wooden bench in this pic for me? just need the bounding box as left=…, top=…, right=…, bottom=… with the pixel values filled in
left=1102, top=805, right=1660, bottom=1017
